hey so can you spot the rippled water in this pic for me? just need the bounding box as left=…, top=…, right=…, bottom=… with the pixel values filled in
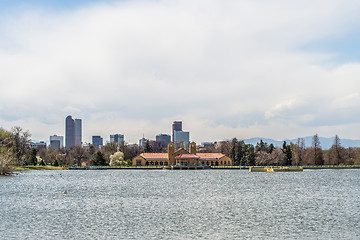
left=1, top=169, right=359, bottom=239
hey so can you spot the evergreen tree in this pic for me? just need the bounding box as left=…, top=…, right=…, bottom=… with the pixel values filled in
left=91, top=151, right=106, bottom=166
left=312, top=134, right=324, bottom=165
left=282, top=141, right=292, bottom=165
left=229, top=138, right=237, bottom=164
left=144, top=140, right=152, bottom=153
left=237, top=140, right=246, bottom=166
left=28, top=148, right=37, bottom=165
left=256, top=140, right=271, bottom=153
left=244, top=144, right=255, bottom=166
left=53, top=159, right=59, bottom=166
left=268, top=143, right=274, bottom=154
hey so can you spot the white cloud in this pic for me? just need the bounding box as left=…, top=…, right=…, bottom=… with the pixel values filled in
left=1, top=0, right=360, bottom=143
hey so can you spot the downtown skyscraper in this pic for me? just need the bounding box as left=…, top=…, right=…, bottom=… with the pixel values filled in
left=65, top=115, right=82, bottom=148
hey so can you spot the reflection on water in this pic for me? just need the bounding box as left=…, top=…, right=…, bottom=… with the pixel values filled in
left=1, top=169, right=359, bottom=239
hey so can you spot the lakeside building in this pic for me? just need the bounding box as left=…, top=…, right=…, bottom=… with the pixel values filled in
left=110, top=134, right=124, bottom=144
left=92, top=136, right=103, bottom=148
left=50, top=135, right=63, bottom=150
left=132, top=142, right=232, bottom=167
left=65, top=115, right=82, bottom=148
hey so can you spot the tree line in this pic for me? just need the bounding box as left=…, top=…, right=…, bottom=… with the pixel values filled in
left=198, top=134, right=360, bottom=166
left=1, top=126, right=144, bottom=174
left=2, top=125, right=360, bottom=175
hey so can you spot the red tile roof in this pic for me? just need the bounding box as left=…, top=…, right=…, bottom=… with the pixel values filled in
left=196, top=153, right=225, bottom=160
left=175, top=154, right=199, bottom=159
left=139, top=153, right=168, bottom=159
left=138, top=152, right=226, bottom=160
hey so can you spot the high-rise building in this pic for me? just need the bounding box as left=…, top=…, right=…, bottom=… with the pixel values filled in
left=110, top=134, right=124, bottom=144
left=65, top=115, right=75, bottom=148
left=75, top=119, right=82, bottom=145
left=174, top=131, right=189, bottom=143
left=156, top=134, right=171, bottom=147
left=139, top=137, right=148, bottom=147
left=65, top=115, right=82, bottom=148
left=92, top=136, right=103, bottom=148
left=174, top=130, right=190, bottom=149
left=50, top=135, right=63, bottom=150
left=172, top=121, right=182, bottom=142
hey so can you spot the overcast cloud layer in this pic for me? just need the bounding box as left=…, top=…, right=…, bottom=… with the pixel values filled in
left=1, top=0, right=360, bottom=144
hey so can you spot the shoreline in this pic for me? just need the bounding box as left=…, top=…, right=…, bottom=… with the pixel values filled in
left=11, top=165, right=360, bottom=171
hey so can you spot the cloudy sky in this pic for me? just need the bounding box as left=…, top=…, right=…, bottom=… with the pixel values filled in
left=1, top=0, right=360, bottom=144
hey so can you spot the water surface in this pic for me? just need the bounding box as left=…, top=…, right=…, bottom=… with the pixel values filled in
left=1, top=169, right=359, bottom=239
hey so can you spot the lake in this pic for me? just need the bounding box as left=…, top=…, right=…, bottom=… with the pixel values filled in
left=1, top=169, right=359, bottom=239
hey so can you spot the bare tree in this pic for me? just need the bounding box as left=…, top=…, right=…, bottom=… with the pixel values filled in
left=69, top=145, right=89, bottom=165
left=304, top=134, right=324, bottom=165
left=255, top=150, right=270, bottom=166
left=291, top=138, right=305, bottom=165
left=215, top=141, right=231, bottom=155
left=270, top=148, right=287, bottom=166
left=327, top=135, right=344, bottom=165
left=11, top=126, right=31, bottom=165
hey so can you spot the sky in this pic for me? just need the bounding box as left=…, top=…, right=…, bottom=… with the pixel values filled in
left=1, top=0, right=360, bottom=144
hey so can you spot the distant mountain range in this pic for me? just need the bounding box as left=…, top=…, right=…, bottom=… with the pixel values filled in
left=240, top=136, right=360, bottom=149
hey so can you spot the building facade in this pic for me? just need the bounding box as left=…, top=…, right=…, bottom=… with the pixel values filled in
left=75, top=119, right=82, bottom=146
left=30, top=141, right=47, bottom=150
left=92, top=136, right=103, bottom=148
left=65, top=115, right=82, bottom=148
left=156, top=134, right=171, bottom=147
left=139, top=137, right=148, bottom=147
left=132, top=142, right=232, bottom=167
left=172, top=121, right=182, bottom=142
left=50, top=135, right=63, bottom=150
left=174, top=130, right=190, bottom=149
left=65, top=116, right=75, bottom=148
left=110, top=134, right=124, bottom=144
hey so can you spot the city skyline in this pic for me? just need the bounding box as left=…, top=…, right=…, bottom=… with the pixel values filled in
left=1, top=1, right=360, bottom=144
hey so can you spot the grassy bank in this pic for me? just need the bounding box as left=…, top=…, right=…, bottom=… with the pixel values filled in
left=13, top=166, right=68, bottom=171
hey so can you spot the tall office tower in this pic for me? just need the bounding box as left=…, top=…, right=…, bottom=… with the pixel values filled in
left=172, top=121, right=182, bottom=142
left=174, top=130, right=190, bottom=149
left=110, top=134, right=124, bottom=144
left=139, top=137, right=148, bottom=147
left=92, top=136, right=103, bottom=148
left=65, top=115, right=82, bottom=148
left=174, top=131, right=189, bottom=143
left=50, top=135, right=63, bottom=150
left=156, top=134, right=171, bottom=147
left=65, top=115, right=75, bottom=148
left=75, top=119, right=82, bottom=145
